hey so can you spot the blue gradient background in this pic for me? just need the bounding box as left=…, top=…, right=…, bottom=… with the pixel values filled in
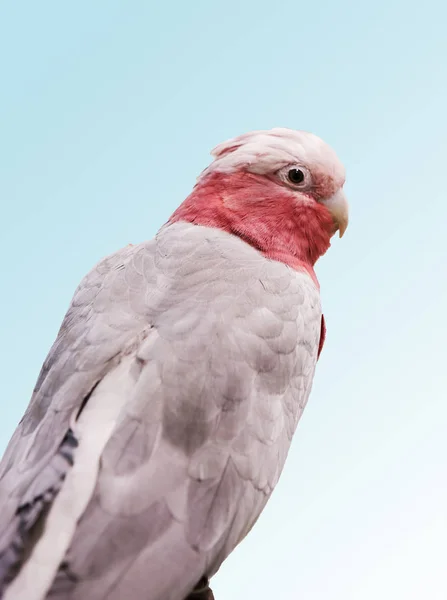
left=1, top=1, right=446, bottom=598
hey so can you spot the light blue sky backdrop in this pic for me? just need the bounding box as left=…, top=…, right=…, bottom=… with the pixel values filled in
left=1, top=1, right=446, bottom=598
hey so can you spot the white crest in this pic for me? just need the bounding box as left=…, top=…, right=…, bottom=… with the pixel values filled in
left=200, top=128, right=345, bottom=184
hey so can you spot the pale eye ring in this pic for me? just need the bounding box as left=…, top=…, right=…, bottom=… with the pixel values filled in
left=277, top=164, right=311, bottom=189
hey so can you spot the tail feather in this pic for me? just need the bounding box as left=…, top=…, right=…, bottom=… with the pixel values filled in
left=0, top=429, right=78, bottom=595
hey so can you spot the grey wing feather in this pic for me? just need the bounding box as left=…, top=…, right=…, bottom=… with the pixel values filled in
left=0, top=242, right=155, bottom=589
left=49, top=225, right=321, bottom=600
left=0, top=222, right=322, bottom=600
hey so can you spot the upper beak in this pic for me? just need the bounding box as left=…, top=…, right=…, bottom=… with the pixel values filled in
left=321, top=189, right=349, bottom=238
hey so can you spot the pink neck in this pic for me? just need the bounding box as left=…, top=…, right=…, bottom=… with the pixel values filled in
left=169, top=171, right=334, bottom=287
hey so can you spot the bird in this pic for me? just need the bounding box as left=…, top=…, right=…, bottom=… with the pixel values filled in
left=0, top=127, right=348, bottom=600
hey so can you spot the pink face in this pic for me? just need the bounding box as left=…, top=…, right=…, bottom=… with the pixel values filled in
left=170, top=128, right=348, bottom=276
left=201, top=128, right=348, bottom=237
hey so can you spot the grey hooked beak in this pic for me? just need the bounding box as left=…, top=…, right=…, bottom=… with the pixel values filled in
left=321, top=189, right=349, bottom=238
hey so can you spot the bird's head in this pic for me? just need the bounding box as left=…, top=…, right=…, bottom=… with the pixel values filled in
left=170, top=128, right=348, bottom=275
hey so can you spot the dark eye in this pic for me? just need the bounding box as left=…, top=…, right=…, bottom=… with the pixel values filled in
left=287, top=168, right=305, bottom=185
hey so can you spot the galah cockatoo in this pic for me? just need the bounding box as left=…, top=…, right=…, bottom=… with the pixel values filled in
left=0, top=128, right=348, bottom=600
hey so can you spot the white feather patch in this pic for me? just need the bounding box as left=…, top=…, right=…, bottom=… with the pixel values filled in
left=4, top=356, right=134, bottom=600
left=200, top=127, right=345, bottom=184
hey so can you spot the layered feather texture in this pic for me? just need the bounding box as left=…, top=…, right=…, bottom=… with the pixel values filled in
left=0, top=127, right=346, bottom=600
left=0, top=223, right=321, bottom=599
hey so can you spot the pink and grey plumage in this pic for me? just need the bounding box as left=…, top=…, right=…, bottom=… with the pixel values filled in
left=0, top=128, right=348, bottom=600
